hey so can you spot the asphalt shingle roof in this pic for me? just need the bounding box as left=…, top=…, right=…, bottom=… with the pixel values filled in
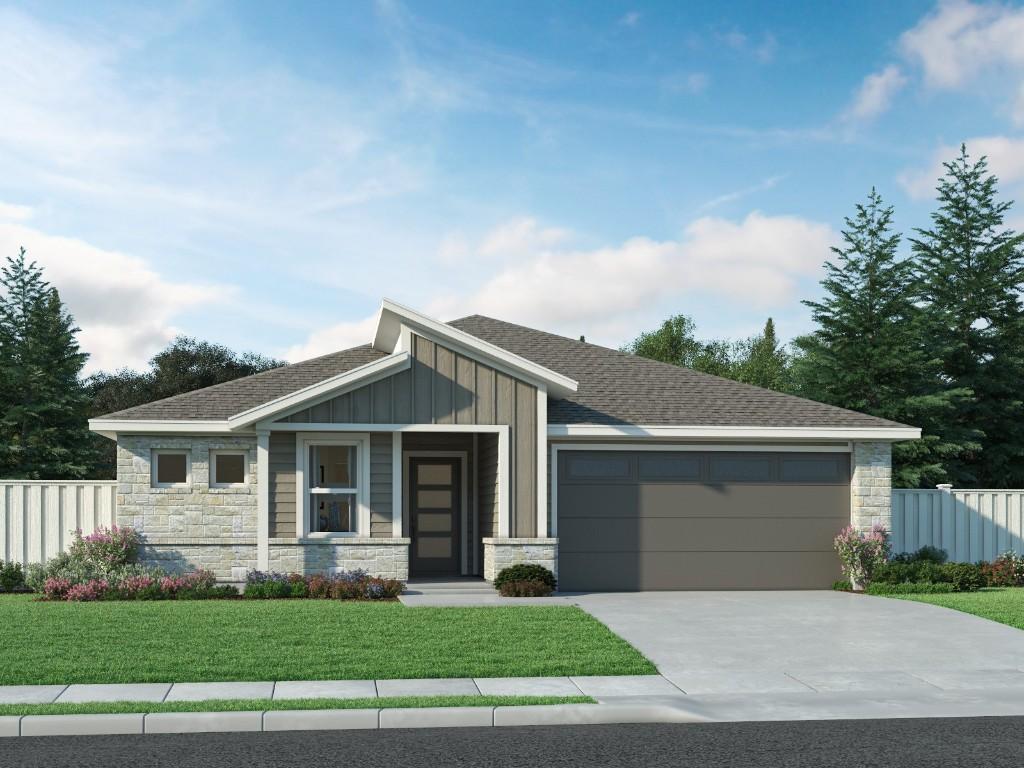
left=447, top=315, right=906, bottom=429
left=99, top=314, right=905, bottom=429
left=98, top=345, right=387, bottom=421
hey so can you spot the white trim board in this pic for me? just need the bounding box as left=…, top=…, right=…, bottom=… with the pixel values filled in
left=261, top=423, right=507, bottom=434
left=547, top=424, right=921, bottom=440
left=373, top=298, right=578, bottom=397
left=403, top=451, right=470, bottom=576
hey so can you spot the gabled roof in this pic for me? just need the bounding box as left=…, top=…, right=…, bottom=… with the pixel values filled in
left=447, top=315, right=911, bottom=431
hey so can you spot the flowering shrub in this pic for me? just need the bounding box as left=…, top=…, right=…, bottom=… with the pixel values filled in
left=64, top=579, right=109, bottom=602
left=982, top=551, right=1024, bottom=587
left=834, top=524, right=890, bottom=590
left=243, top=569, right=403, bottom=600
left=43, top=577, right=73, bottom=600
left=68, top=526, right=140, bottom=571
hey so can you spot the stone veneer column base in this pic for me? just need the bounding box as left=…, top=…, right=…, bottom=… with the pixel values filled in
left=268, top=538, right=410, bottom=580
left=482, top=537, right=558, bottom=582
left=851, top=441, right=893, bottom=533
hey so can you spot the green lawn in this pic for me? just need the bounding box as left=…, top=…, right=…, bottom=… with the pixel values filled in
left=0, top=695, right=593, bottom=718
left=891, top=587, right=1024, bottom=630
left=0, top=595, right=654, bottom=685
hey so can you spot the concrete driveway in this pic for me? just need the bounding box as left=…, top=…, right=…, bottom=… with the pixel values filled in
left=575, top=591, right=1024, bottom=696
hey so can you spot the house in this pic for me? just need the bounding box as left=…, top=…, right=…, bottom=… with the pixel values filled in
left=89, top=300, right=919, bottom=591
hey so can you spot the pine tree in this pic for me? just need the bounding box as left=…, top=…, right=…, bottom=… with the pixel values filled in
left=734, top=318, right=789, bottom=391
left=791, top=189, right=971, bottom=487
left=912, top=145, right=1024, bottom=486
left=0, top=248, right=92, bottom=478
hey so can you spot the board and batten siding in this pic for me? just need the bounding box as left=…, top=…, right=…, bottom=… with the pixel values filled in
left=0, top=481, right=116, bottom=566
left=278, top=334, right=539, bottom=537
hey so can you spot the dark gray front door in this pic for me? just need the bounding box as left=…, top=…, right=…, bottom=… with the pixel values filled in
left=557, top=450, right=851, bottom=591
left=410, top=458, right=461, bottom=576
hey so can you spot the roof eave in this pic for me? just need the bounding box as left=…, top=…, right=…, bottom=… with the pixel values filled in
left=547, top=424, right=921, bottom=440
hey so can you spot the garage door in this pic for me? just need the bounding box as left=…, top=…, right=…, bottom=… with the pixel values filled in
left=556, top=450, right=850, bottom=591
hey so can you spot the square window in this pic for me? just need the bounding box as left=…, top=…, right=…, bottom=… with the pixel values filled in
left=212, top=451, right=247, bottom=487
left=152, top=450, right=189, bottom=487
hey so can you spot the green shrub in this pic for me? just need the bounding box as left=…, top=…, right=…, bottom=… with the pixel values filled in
left=244, top=581, right=292, bottom=599
left=494, top=565, right=556, bottom=591
left=891, top=545, right=948, bottom=564
left=831, top=579, right=852, bottom=591
left=942, top=562, right=985, bottom=592
left=0, top=561, right=25, bottom=592
left=873, top=561, right=942, bottom=584
left=866, top=582, right=956, bottom=595
left=498, top=579, right=554, bottom=597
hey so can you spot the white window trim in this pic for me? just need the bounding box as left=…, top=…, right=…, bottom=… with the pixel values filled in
left=295, top=433, right=371, bottom=538
left=151, top=449, right=191, bottom=489
left=210, top=449, right=249, bottom=489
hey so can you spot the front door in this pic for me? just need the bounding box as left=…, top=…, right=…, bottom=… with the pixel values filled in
left=409, top=457, right=461, bottom=576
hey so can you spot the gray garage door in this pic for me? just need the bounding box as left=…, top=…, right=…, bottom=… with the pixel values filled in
left=556, top=450, right=850, bottom=591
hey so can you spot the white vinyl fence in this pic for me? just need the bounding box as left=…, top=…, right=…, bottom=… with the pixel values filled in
left=0, top=481, right=117, bottom=566
left=892, top=488, right=1024, bottom=562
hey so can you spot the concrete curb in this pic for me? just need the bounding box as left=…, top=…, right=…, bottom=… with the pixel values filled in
left=2, top=703, right=694, bottom=737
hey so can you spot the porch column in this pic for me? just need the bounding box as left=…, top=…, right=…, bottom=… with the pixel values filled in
left=256, top=429, right=270, bottom=570
left=851, top=441, right=892, bottom=533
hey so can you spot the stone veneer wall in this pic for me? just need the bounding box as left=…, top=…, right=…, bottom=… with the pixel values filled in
left=117, top=435, right=260, bottom=580
left=268, top=539, right=410, bottom=580
left=851, top=441, right=892, bottom=533
left=482, top=537, right=558, bottom=581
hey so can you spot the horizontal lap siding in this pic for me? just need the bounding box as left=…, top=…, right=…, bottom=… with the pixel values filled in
left=269, top=433, right=296, bottom=538
left=370, top=433, right=393, bottom=538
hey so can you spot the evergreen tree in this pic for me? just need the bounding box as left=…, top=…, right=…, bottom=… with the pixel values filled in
left=0, top=249, right=92, bottom=478
left=912, top=145, right=1024, bottom=486
left=734, top=318, right=789, bottom=391
left=791, top=189, right=971, bottom=487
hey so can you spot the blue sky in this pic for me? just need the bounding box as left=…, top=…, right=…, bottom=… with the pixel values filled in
left=2, top=0, right=1024, bottom=373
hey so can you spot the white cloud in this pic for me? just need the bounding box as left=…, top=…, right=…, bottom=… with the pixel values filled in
left=0, top=222, right=227, bottom=374
left=899, top=0, right=1024, bottom=124
left=898, top=135, right=1024, bottom=199
left=842, top=65, right=908, bottom=122
left=287, top=212, right=837, bottom=360
left=283, top=314, right=379, bottom=363
left=478, top=217, right=571, bottom=258
left=431, top=211, right=835, bottom=339
left=900, top=0, right=1024, bottom=89
left=0, top=202, right=33, bottom=221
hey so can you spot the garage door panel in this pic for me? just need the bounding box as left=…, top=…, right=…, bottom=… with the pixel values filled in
left=559, top=551, right=843, bottom=592
left=558, top=484, right=848, bottom=519
left=557, top=515, right=848, bottom=553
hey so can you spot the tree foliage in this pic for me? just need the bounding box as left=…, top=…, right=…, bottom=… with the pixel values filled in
left=790, top=188, right=971, bottom=487
left=0, top=249, right=92, bottom=478
left=911, top=145, right=1024, bottom=486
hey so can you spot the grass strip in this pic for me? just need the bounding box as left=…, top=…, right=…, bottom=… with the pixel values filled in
left=0, top=695, right=595, bottom=718
left=890, top=587, right=1024, bottom=630
left=0, top=596, right=654, bottom=684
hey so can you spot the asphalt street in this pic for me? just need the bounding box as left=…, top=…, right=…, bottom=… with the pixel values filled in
left=2, top=717, right=1023, bottom=768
